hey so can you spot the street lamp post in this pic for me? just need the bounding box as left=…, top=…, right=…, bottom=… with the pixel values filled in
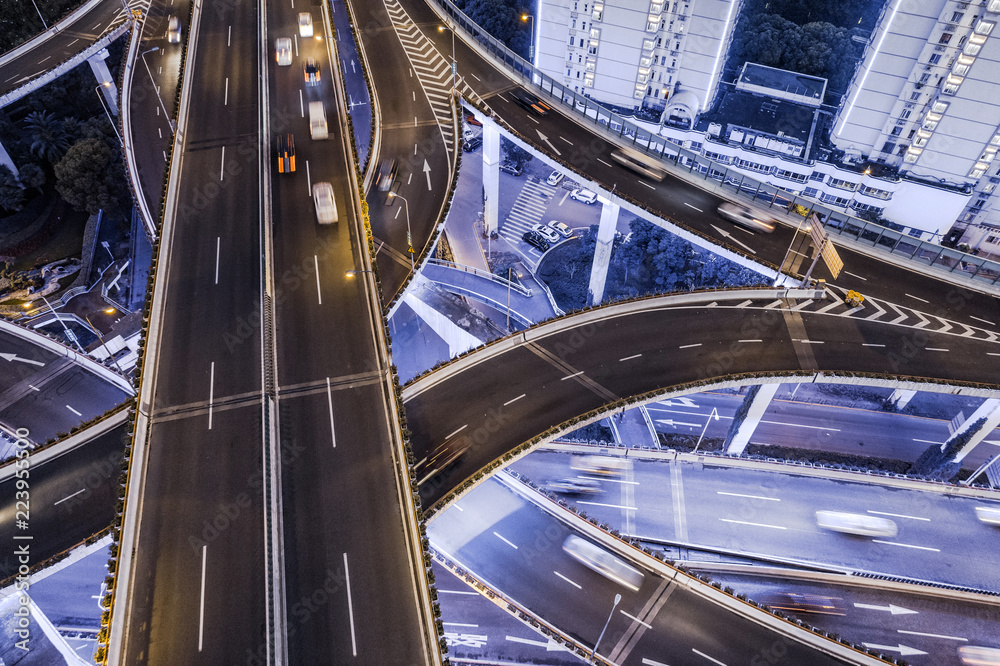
left=95, top=84, right=123, bottom=147
left=85, top=310, right=127, bottom=375
left=692, top=407, right=719, bottom=454
left=388, top=192, right=414, bottom=271
left=141, top=47, right=175, bottom=132
left=591, top=593, right=621, bottom=662
left=438, top=24, right=457, bottom=95
left=521, top=14, right=534, bottom=61
left=39, top=295, right=85, bottom=354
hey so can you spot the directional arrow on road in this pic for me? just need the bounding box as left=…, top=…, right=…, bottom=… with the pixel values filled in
left=351, top=59, right=356, bottom=74
left=655, top=419, right=701, bottom=428
left=506, top=635, right=569, bottom=652
left=710, top=225, right=756, bottom=254
left=536, top=130, right=562, bottom=156
left=423, top=159, right=432, bottom=190
left=862, top=643, right=927, bottom=657
left=0, top=353, right=44, bottom=367
left=661, top=396, right=698, bottom=408
left=853, top=603, right=918, bottom=615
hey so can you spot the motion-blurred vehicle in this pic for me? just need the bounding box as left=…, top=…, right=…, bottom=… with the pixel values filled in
left=546, top=170, right=565, bottom=187
left=975, top=505, right=1000, bottom=525
left=312, top=182, right=337, bottom=224
left=762, top=592, right=846, bottom=616
left=570, top=188, right=597, bottom=204
left=548, top=220, right=572, bottom=238
left=521, top=230, right=550, bottom=251
left=303, top=58, right=321, bottom=85
left=532, top=223, right=560, bottom=244
left=414, top=440, right=470, bottom=484
left=277, top=133, right=295, bottom=173
left=308, top=101, right=327, bottom=139
left=275, top=37, right=292, bottom=66
left=546, top=478, right=601, bottom=495
left=510, top=89, right=551, bottom=116
left=166, top=16, right=182, bottom=43
left=717, top=202, right=776, bottom=233
left=298, top=12, right=314, bottom=37
left=610, top=147, right=666, bottom=181
left=376, top=159, right=398, bottom=192
left=571, top=454, right=632, bottom=477
left=815, top=510, right=897, bottom=537
left=563, top=535, right=644, bottom=591
left=959, top=646, right=1000, bottom=665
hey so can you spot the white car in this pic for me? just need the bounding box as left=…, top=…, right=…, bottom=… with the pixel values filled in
left=546, top=170, right=565, bottom=186
left=298, top=12, right=314, bottom=37
left=548, top=220, right=572, bottom=238
left=166, top=16, right=181, bottom=43
left=275, top=38, right=292, bottom=66
left=814, top=510, right=897, bottom=537
left=312, top=182, right=337, bottom=224
left=532, top=223, right=560, bottom=244
left=570, top=188, right=597, bottom=204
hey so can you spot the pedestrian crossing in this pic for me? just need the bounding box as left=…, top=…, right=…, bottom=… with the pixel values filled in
left=499, top=179, right=557, bottom=245
left=383, top=0, right=481, bottom=157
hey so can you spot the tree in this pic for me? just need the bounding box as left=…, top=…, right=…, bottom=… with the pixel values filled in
left=54, top=138, right=116, bottom=215
left=501, top=137, right=532, bottom=169
left=0, top=165, right=25, bottom=213
left=23, top=110, right=70, bottom=163
left=17, top=162, right=46, bottom=192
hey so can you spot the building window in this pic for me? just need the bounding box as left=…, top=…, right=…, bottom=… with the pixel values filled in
left=899, top=109, right=911, bottom=120
left=929, top=53, right=942, bottom=65
left=809, top=171, right=825, bottom=182
left=828, top=177, right=857, bottom=191
left=881, top=141, right=896, bottom=153
left=890, top=126, right=903, bottom=137
left=939, top=33, right=952, bottom=44
left=943, top=74, right=964, bottom=94
left=910, top=91, right=921, bottom=101
left=964, top=42, right=983, bottom=56
left=975, top=20, right=995, bottom=35
left=592, top=3, right=603, bottom=20
left=859, top=185, right=892, bottom=200
left=569, top=35, right=575, bottom=45
left=989, top=0, right=1000, bottom=11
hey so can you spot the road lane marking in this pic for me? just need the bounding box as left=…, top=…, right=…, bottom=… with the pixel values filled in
left=578, top=500, right=636, bottom=510
left=989, top=352, right=1000, bottom=357
left=299, top=89, right=304, bottom=116
left=621, top=610, right=652, bottom=628
left=306, top=160, right=311, bottom=191
left=38, top=55, right=51, bottom=64
left=639, top=181, right=655, bottom=190
left=493, top=532, right=518, bottom=549
left=679, top=343, right=701, bottom=349
left=554, top=571, right=581, bottom=588
left=198, top=545, right=207, bottom=651
left=683, top=203, right=703, bottom=212
left=872, top=540, right=940, bottom=552
left=843, top=271, right=867, bottom=280
left=913, top=438, right=942, bottom=445
left=219, top=146, right=225, bottom=180
left=619, top=353, right=642, bottom=361
left=719, top=518, right=786, bottom=530
left=471, top=73, right=481, bottom=81
left=642, top=659, right=670, bottom=666
left=868, top=510, right=929, bottom=521
left=439, top=589, right=477, bottom=595
left=224, top=77, right=229, bottom=105
left=561, top=371, right=585, bottom=380
left=443, top=622, right=479, bottom=627
left=925, top=347, right=949, bottom=352
left=560, top=136, right=573, bottom=145
left=67, top=405, right=82, bottom=416
left=862, top=343, right=885, bottom=347
left=28, top=385, right=39, bottom=392
left=737, top=339, right=762, bottom=343
left=343, top=553, right=357, bottom=655
left=446, top=424, right=467, bottom=439
left=503, top=394, right=525, bottom=405
left=228, top=25, right=231, bottom=46
left=971, top=315, right=995, bottom=326
left=905, top=293, right=929, bottom=303
left=293, top=34, right=298, bottom=56
left=897, top=630, right=965, bottom=641
left=326, top=377, right=336, bottom=448
left=693, top=648, right=727, bottom=665
left=794, top=339, right=824, bottom=344
left=717, top=491, right=779, bottom=501
left=54, top=489, right=86, bottom=506
left=208, top=361, right=215, bottom=430
left=597, top=158, right=613, bottom=168
left=580, top=475, right=639, bottom=485
left=215, top=237, right=220, bottom=284
left=761, top=420, right=839, bottom=431
left=314, top=255, right=322, bottom=305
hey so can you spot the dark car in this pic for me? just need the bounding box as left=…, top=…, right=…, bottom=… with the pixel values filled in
left=303, top=58, right=320, bottom=85
left=500, top=161, right=523, bottom=176
left=521, top=230, right=550, bottom=251
left=463, top=136, right=482, bottom=152
left=277, top=133, right=295, bottom=173
left=510, top=88, right=551, bottom=115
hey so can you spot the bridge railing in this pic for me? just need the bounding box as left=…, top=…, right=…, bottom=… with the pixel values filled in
left=429, top=0, right=1000, bottom=290
left=426, top=258, right=532, bottom=296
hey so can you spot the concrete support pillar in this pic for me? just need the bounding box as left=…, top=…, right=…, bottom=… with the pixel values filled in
left=89, top=48, right=119, bottom=116
left=887, top=388, right=916, bottom=410
left=0, top=139, right=17, bottom=178
left=402, top=292, right=481, bottom=357
left=586, top=196, right=620, bottom=306
left=482, top=119, right=501, bottom=236
left=947, top=398, right=1000, bottom=463
left=725, top=383, right=780, bottom=456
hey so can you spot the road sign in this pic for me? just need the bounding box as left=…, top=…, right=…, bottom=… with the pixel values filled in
left=821, top=240, right=844, bottom=279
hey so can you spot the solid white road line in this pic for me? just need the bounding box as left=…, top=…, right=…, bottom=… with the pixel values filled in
left=683, top=203, right=703, bottom=212
left=343, top=553, right=357, bottom=656
left=446, top=424, right=468, bottom=439
left=438, top=589, right=477, bottom=595
left=553, top=571, right=581, bottom=589
left=862, top=343, right=885, bottom=347
left=897, top=630, right=966, bottom=641
left=619, top=353, right=642, bottom=361
left=326, top=377, right=336, bottom=448
left=597, top=158, right=613, bottom=168
left=493, top=532, right=518, bottom=549
left=872, top=540, right=940, bottom=552
left=642, top=659, right=670, bottom=666
left=314, top=255, right=322, bottom=305
left=578, top=500, right=637, bottom=510
left=54, top=488, right=86, bottom=506
left=737, top=339, right=762, bottom=343
left=639, top=181, right=655, bottom=190
left=306, top=160, right=312, bottom=191
left=717, top=491, right=779, bottom=501
left=761, top=420, right=839, bottom=431
left=913, top=438, right=943, bottom=445
left=67, top=405, right=82, bottom=416
left=227, top=25, right=231, bottom=46
left=925, top=347, right=949, bottom=352
left=214, top=237, right=221, bottom=284
left=679, top=343, right=701, bottom=349
left=443, top=622, right=480, bottom=627
left=560, top=136, right=573, bottom=145
left=299, top=89, right=304, bottom=116
left=794, top=339, right=824, bottom=344
left=208, top=362, right=215, bottom=430
left=503, top=394, right=525, bottom=406
left=220, top=146, right=225, bottom=180
left=293, top=34, right=298, bottom=56
left=28, top=385, right=39, bottom=391
left=224, top=77, right=229, bottom=105
left=561, top=371, right=584, bottom=380
left=989, top=352, right=1000, bottom=357
left=843, top=271, right=868, bottom=280
left=868, top=510, right=929, bottom=521
left=198, top=545, right=207, bottom=651
left=905, top=293, right=930, bottom=303
left=620, top=610, right=652, bottom=628
left=693, top=648, right=728, bottom=665
left=971, top=315, right=996, bottom=326
left=719, top=518, right=786, bottom=530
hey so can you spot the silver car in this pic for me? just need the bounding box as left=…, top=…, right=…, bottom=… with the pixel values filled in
left=717, top=202, right=776, bottom=233
left=275, top=38, right=292, bottom=66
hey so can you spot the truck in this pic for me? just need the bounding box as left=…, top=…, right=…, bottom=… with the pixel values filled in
left=308, top=101, right=327, bottom=140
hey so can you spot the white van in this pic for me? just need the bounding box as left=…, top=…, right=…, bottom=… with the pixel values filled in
left=308, top=102, right=328, bottom=140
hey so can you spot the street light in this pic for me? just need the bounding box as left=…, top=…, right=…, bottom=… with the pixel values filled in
left=30, top=0, right=48, bottom=29
left=591, top=593, right=621, bottom=662
left=345, top=269, right=375, bottom=278
left=141, top=47, right=175, bottom=132
left=95, top=83, right=123, bottom=147
left=84, top=313, right=126, bottom=376
left=387, top=192, right=415, bottom=271
left=521, top=14, right=534, bottom=61
left=692, top=407, right=719, bottom=454
left=38, top=295, right=85, bottom=354
left=438, top=24, right=457, bottom=94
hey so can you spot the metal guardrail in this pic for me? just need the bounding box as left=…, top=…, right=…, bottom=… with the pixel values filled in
left=429, top=0, right=1000, bottom=290
left=426, top=258, right=532, bottom=296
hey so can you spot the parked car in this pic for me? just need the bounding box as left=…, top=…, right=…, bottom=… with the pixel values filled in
left=532, top=223, right=561, bottom=244
left=546, top=170, right=565, bottom=187
left=463, top=137, right=482, bottom=152
left=570, top=188, right=597, bottom=204
left=548, top=220, right=572, bottom=238
left=312, top=182, right=337, bottom=224
left=463, top=127, right=477, bottom=142
left=510, top=88, right=551, bottom=116
left=521, top=231, right=550, bottom=251
left=717, top=202, right=776, bottom=233
left=500, top=161, right=523, bottom=176
left=277, top=133, right=295, bottom=173
left=274, top=38, right=292, bottom=66
left=166, top=16, right=182, bottom=43
left=298, top=12, right=314, bottom=37
left=464, top=112, right=482, bottom=126
left=303, top=58, right=321, bottom=85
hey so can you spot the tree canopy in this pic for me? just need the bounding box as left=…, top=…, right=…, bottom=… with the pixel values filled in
left=54, top=137, right=127, bottom=216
